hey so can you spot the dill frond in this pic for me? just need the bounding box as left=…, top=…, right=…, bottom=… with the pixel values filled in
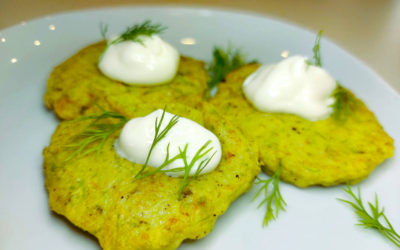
left=312, top=30, right=323, bottom=67
left=331, top=83, right=356, bottom=121
left=177, top=140, right=215, bottom=200
left=306, top=30, right=323, bottom=67
left=135, top=139, right=215, bottom=201
left=134, top=108, right=179, bottom=178
left=134, top=138, right=214, bottom=201
left=338, top=185, right=400, bottom=248
left=66, top=108, right=128, bottom=161
left=111, top=20, right=166, bottom=45
left=305, top=31, right=355, bottom=121
left=253, top=162, right=287, bottom=227
left=207, top=46, right=248, bottom=97
left=134, top=143, right=184, bottom=180
left=100, top=22, right=108, bottom=40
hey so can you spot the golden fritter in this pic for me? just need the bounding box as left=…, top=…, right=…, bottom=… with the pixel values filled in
left=43, top=103, right=260, bottom=250
left=44, top=42, right=208, bottom=120
left=210, top=64, right=394, bottom=187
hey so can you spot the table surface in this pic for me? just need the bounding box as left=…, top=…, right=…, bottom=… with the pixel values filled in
left=1, top=0, right=399, bottom=94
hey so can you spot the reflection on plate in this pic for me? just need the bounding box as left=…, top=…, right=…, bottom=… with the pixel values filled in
left=0, top=6, right=399, bottom=250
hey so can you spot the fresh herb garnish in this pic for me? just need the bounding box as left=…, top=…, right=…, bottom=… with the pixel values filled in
left=338, top=185, right=400, bottom=248
left=207, top=46, right=248, bottom=97
left=306, top=31, right=354, bottom=121
left=135, top=143, right=183, bottom=179
left=100, top=22, right=108, bottom=40
left=66, top=107, right=128, bottom=160
left=133, top=108, right=215, bottom=200
left=176, top=140, right=215, bottom=200
left=253, top=162, right=287, bottom=227
left=134, top=108, right=179, bottom=178
left=109, top=20, right=166, bottom=45
left=306, top=30, right=323, bottom=67
left=135, top=140, right=215, bottom=200
left=331, top=83, right=355, bottom=121
left=311, top=30, right=323, bottom=67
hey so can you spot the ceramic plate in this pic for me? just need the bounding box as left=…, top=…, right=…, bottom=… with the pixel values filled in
left=0, top=6, right=399, bottom=250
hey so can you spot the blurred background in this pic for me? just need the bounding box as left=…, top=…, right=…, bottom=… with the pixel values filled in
left=0, top=0, right=399, bottom=93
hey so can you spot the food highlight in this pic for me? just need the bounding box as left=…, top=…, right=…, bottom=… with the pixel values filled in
left=98, top=21, right=180, bottom=85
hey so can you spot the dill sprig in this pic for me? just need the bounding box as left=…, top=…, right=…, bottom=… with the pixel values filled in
left=306, top=31, right=355, bottom=121
left=135, top=140, right=215, bottom=200
left=331, top=83, right=355, bottom=121
left=110, top=20, right=166, bottom=45
left=338, top=185, right=400, bottom=248
left=100, top=22, right=108, bottom=40
left=134, top=108, right=179, bottom=178
left=253, top=162, right=287, bottom=227
left=133, top=109, right=215, bottom=200
left=312, top=30, right=323, bottom=67
left=306, top=30, right=323, bottom=67
left=207, top=46, right=248, bottom=97
left=66, top=107, right=128, bottom=160
left=177, top=140, right=215, bottom=200
left=135, top=143, right=185, bottom=179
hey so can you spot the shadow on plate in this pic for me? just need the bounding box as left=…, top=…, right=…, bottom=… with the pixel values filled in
left=51, top=211, right=100, bottom=248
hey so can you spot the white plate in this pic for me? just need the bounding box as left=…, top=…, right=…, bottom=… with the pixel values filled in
left=0, top=6, right=399, bottom=250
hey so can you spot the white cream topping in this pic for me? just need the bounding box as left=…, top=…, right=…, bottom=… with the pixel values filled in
left=116, top=110, right=222, bottom=177
left=98, top=35, right=179, bottom=85
left=242, top=55, right=337, bottom=121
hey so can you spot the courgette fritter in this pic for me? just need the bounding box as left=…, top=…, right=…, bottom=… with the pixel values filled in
left=44, top=42, right=208, bottom=120
left=43, top=103, right=260, bottom=250
left=210, top=64, right=394, bottom=187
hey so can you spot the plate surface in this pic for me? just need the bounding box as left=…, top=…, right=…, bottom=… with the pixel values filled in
left=0, top=6, right=399, bottom=250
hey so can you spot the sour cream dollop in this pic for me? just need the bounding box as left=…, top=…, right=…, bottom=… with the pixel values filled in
left=242, top=56, right=337, bottom=121
left=116, top=110, right=222, bottom=177
left=98, top=35, right=180, bottom=85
